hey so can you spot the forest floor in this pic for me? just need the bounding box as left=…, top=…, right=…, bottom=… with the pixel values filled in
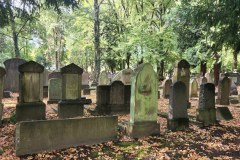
left=0, top=90, right=240, bottom=160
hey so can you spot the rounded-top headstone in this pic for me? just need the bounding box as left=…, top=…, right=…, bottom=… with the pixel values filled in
left=19, top=61, right=44, bottom=73
left=0, top=67, right=6, bottom=77
left=61, top=63, right=83, bottom=75
left=175, top=59, right=190, bottom=68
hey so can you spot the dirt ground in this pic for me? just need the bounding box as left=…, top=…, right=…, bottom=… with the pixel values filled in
left=0, top=89, right=239, bottom=160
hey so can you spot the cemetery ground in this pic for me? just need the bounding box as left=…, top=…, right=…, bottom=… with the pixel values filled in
left=0, top=91, right=239, bottom=160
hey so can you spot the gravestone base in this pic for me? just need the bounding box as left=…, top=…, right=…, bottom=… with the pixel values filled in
left=108, top=104, right=130, bottom=114
left=127, top=121, right=160, bottom=138
left=83, top=89, right=91, bottom=95
left=197, top=108, right=216, bottom=126
left=47, top=99, right=60, bottom=104
left=216, top=107, right=233, bottom=121
left=0, top=103, right=3, bottom=125
left=167, top=118, right=189, bottom=131
left=16, top=102, right=46, bottom=122
left=58, top=100, right=84, bottom=118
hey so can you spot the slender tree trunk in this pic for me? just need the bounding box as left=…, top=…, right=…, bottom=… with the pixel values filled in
left=93, top=0, right=101, bottom=84
left=157, top=60, right=164, bottom=81
left=233, top=51, right=238, bottom=70
left=7, top=0, right=20, bottom=58
left=200, top=61, right=207, bottom=76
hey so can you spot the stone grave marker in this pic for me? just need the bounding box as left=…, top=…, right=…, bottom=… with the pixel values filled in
left=230, top=80, right=238, bottom=95
left=82, top=72, right=89, bottom=89
left=0, top=67, right=6, bottom=125
left=197, top=83, right=216, bottom=126
left=3, top=58, right=26, bottom=92
left=47, top=78, right=62, bottom=104
left=168, top=81, right=189, bottom=131
left=217, top=76, right=230, bottom=105
left=98, top=71, right=110, bottom=85
left=127, top=63, right=159, bottom=138
left=162, top=78, right=172, bottom=98
left=48, top=71, right=62, bottom=80
left=16, top=61, right=46, bottom=121
left=216, top=107, right=233, bottom=121
left=112, top=68, right=133, bottom=85
left=58, top=63, right=91, bottom=118
left=172, top=59, right=191, bottom=107
left=190, top=78, right=198, bottom=97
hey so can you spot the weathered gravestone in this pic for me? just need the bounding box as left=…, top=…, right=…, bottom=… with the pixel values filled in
left=216, top=107, right=233, bottom=121
left=58, top=63, right=91, bottom=118
left=162, top=78, right=172, bottom=98
left=168, top=81, right=189, bottom=131
left=96, top=81, right=130, bottom=114
left=230, top=81, right=238, bottom=95
left=16, top=61, right=46, bottom=121
left=112, top=68, right=133, bottom=85
left=48, top=71, right=62, bottom=80
left=0, top=67, right=6, bottom=125
left=82, top=72, right=89, bottom=89
left=98, top=71, right=110, bottom=85
left=172, top=59, right=191, bottom=107
left=3, top=58, right=26, bottom=92
left=43, top=69, right=50, bottom=98
left=197, top=83, right=216, bottom=126
left=190, top=78, right=198, bottom=97
left=217, top=76, right=230, bottom=105
left=205, top=72, right=214, bottom=83
left=47, top=78, right=62, bottom=104
left=127, top=63, right=159, bottom=138
left=225, top=71, right=240, bottom=85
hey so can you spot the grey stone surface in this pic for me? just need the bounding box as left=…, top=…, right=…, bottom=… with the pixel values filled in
left=96, top=85, right=110, bottom=114
left=58, top=100, right=84, bottom=118
left=99, top=71, right=110, bottom=85
left=217, top=76, right=230, bottom=105
left=82, top=72, right=89, bottom=89
left=48, top=71, right=62, bottom=80
left=15, top=116, right=118, bottom=156
left=3, top=58, right=26, bottom=92
left=112, top=69, right=133, bottom=85
left=190, top=78, right=198, bottom=97
left=205, top=72, right=214, bottom=83
left=230, top=81, right=238, bottom=95
left=48, top=78, right=62, bottom=103
left=216, top=107, right=233, bottom=121
left=162, top=78, right=172, bottom=98
left=0, top=67, right=6, bottom=102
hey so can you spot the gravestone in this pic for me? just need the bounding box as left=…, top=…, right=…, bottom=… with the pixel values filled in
left=98, top=71, right=110, bottom=85
left=43, top=69, right=50, bottom=98
left=162, top=78, right=172, bottom=98
left=3, top=58, right=26, bottom=92
left=230, top=81, right=238, bottom=95
left=190, top=78, right=198, bottom=97
left=225, top=72, right=240, bottom=85
left=172, top=59, right=191, bottom=107
left=96, top=85, right=110, bottom=114
left=16, top=61, right=46, bottom=121
left=82, top=72, right=89, bottom=89
left=0, top=67, right=6, bottom=125
left=199, top=76, right=208, bottom=86
left=197, top=83, right=216, bottom=126
left=168, top=81, right=189, bottom=131
left=58, top=63, right=90, bottom=118
left=216, top=107, right=233, bottom=121
left=217, top=76, right=230, bottom=105
left=205, top=72, right=214, bottom=83
left=48, top=71, right=62, bottom=80
left=47, top=78, right=62, bottom=104
left=127, top=63, right=159, bottom=138
left=112, top=68, right=133, bottom=85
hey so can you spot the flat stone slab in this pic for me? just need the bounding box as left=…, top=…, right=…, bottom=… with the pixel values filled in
left=15, top=116, right=118, bottom=156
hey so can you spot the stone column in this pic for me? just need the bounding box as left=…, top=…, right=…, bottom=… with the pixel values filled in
left=197, top=83, right=216, bottom=126
left=127, top=63, right=159, bottom=138
left=58, top=63, right=85, bottom=118
left=16, top=61, right=46, bottom=121
left=0, top=67, right=6, bottom=125
left=168, top=81, right=189, bottom=131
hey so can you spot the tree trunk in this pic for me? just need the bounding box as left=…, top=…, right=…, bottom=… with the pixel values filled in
left=93, top=0, right=101, bottom=84
left=7, top=1, right=20, bottom=58
left=233, top=51, right=238, bottom=70
left=200, top=61, right=207, bottom=76
left=157, top=60, right=164, bottom=81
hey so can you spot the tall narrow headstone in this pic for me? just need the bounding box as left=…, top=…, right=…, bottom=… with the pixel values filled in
left=112, top=69, right=133, bottom=85
left=16, top=61, right=46, bottom=121
left=47, top=78, right=62, bottom=104
left=197, top=83, right=216, bottom=126
left=162, top=78, right=172, bottom=98
left=58, top=63, right=85, bottom=118
left=168, top=81, right=189, bottom=131
left=98, top=71, right=110, bottom=85
left=127, top=63, right=159, bottom=138
left=3, top=58, right=26, bottom=92
left=217, top=76, right=230, bottom=105
left=0, top=67, right=6, bottom=125
left=190, top=78, right=198, bottom=97
left=172, top=59, right=191, bottom=107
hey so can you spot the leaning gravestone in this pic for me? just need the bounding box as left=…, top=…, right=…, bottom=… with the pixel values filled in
left=112, top=68, right=133, bottom=85
left=16, top=61, right=46, bottom=121
left=47, top=78, right=62, bottom=104
left=127, top=63, right=159, bottom=138
left=162, top=78, right=172, bottom=98
left=98, top=71, right=110, bottom=85
left=168, top=81, right=189, bottom=131
left=58, top=63, right=90, bottom=118
left=197, top=83, right=216, bottom=126
left=0, top=67, right=6, bottom=125
left=217, top=76, right=230, bottom=105
left=190, top=78, right=198, bottom=97
left=3, top=58, right=26, bottom=92
left=172, top=59, right=191, bottom=107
